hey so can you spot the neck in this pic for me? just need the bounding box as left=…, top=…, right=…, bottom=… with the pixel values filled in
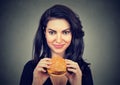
left=51, top=51, right=65, bottom=58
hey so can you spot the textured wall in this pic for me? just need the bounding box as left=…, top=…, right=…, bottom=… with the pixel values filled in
left=0, top=0, right=120, bottom=85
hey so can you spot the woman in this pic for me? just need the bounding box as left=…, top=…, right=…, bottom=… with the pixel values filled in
left=20, top=4, right=93, bottom=85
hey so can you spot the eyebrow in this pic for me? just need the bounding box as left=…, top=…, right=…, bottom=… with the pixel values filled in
left=47, top=28, right=70, bottom=31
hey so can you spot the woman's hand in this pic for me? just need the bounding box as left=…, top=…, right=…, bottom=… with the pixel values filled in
left=65, top=59, right=82, bottom=85
left=32, top=58, right=51, bottom=85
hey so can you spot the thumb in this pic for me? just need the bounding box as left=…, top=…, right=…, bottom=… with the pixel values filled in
left=65, top=72, right=71, bottom=79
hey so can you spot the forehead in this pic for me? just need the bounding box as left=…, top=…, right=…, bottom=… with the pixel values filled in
left=46, top=18, right=70, bottom=30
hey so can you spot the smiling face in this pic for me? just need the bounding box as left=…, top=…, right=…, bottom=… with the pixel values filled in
left=45, top=18, right=72, bottom=57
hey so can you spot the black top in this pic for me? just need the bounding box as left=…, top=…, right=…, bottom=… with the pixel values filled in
left=20, top=60, right=93, bottom=85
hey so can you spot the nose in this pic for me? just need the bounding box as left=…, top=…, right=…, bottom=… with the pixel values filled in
left=56, top=33, right=62, bottom=43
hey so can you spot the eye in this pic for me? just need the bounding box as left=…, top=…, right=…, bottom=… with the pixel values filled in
left=48, top=30, right=56, bottom=35
left=62, top=30, right=71, bottom=35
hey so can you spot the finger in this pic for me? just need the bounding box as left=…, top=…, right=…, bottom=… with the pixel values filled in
left=40, top=58, right=51, bottom=62
left=36, top=67, right=47, bottom=73
left=65, top=59, right=77, bottom=65
left=65, top=60, right=78, bottom=69
left=39, top=61, right=52, bottom=66
left=37, top=58, right=52, bottom=68
left=66, top=65, right=77, bottom=70
left=67, top=68, right=77, bottom=73
left=36, top=62, right=50, bottom=73
left=65, top=72, right=71, bottom=78
left=67, top=62, right=78, bottom=67
left=38, top=63, right=50, bottom=68
left=65, top=59, right=73, bottom=63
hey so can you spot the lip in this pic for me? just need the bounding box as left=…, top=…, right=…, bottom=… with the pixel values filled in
left=53, top=44, right=64, bottom=49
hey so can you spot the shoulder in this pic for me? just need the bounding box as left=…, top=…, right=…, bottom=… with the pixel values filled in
left=77, top=59, right=92, bottom=76
left=21, top=60, right=37, bottom=76
left=20, top=60, right=37, bottom=85
left=20, top=59, right=38, bottom=78
left=23, top=60, right=37, bottom=71
left=77, top=59, right=93, bottom=85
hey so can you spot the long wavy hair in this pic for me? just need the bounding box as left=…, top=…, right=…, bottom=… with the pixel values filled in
left=33, top=4, right=85, bottom=64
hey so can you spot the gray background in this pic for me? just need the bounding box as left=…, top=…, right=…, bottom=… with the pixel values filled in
left=0, top=0, right=120, bottom=85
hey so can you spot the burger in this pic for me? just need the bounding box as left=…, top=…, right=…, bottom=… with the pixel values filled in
left=47, top=56, right=66, bottom=76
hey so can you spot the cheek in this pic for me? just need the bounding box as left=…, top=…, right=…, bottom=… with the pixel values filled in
left=64, top=35, right=72, bottom=43
left=46, top=35, right=55, bottom=43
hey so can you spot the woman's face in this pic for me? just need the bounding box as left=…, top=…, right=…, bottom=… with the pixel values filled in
left=45, top=18, right=72, bottom=56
